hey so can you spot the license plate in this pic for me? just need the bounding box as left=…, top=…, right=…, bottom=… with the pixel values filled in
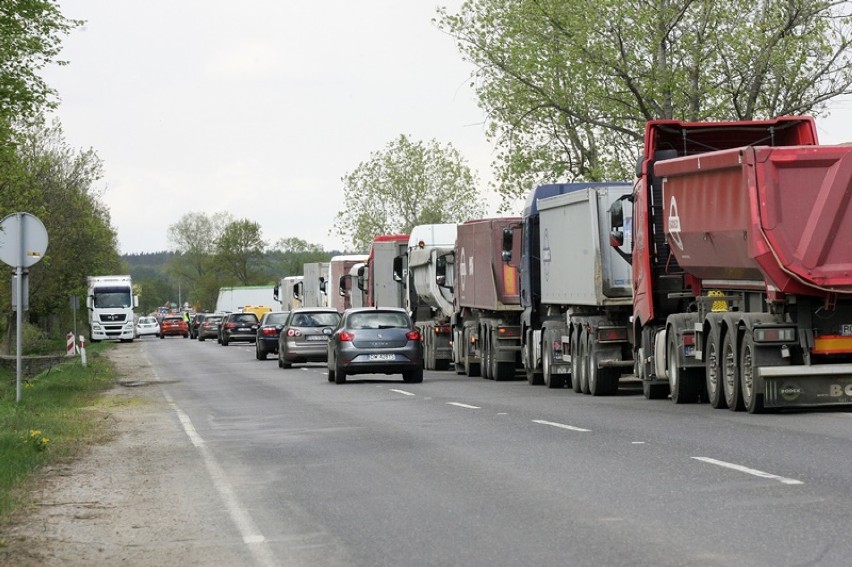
left=842, top=324, right=852, bottom=336
left=238, top=327, right=249, bottom=332
left=684, top=345, right=695, bottom=357
left=306, top=335, right=328, bottom=341
left=369, top=354, right=396, bottom=361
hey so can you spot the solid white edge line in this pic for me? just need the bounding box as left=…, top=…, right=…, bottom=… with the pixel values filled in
left=447, top=402, right=481, bottom=409
left=389, top=389, right=416, bottom=396
left=532, top=419, right=591, bottom=432
left=692, top=456, right=804, bottom=485
left=155, top=371, right=277, bottom=566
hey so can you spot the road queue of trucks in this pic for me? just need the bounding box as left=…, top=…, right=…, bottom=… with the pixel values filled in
left=263, top=114, right=852, bottom=414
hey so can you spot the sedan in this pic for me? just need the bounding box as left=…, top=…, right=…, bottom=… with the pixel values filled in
left=135, top=316, right=160, bottom=338
left=255, top=311, right=289, bottom=360
left=327, top=307, right=423, bottom=384
left=196, top=313, right=223, bottom=341
left=278, top=308, right=341, bottom=368
left=219, top=312, right=259, bottom=346
left=159, top=316, right=189, bottom=338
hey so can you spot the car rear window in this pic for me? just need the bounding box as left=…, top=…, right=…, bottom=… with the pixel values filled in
left=264, top=313, right=289, bottom=325
left=290, top=312, right=340, bottom=327
left=234, top=314, right=258, bottom=323
left=348, top=312, right=409, bottom=329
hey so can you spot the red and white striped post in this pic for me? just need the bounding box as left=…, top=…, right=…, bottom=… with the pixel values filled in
left=79, top=335, right=87, bottom=367
left=66, top=332, right=76, bottom=356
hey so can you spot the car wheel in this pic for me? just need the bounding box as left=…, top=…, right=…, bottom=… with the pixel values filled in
left=328, top=366, right=336, bottom=382
left=335, top=367, right=347, bottom=384
left=159, top=334, right=164, bottom=340
left=256, top=344, right=266, bottom=360
left=222, top=335, right=229, bottom=346
left=198, top=335, right=205, bottom=342
left=403, top=368, right=424, bottom=383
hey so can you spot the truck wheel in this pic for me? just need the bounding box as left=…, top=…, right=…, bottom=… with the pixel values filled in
left=543, top=338, right=565, bottom=388
left=705, top=325, right=727, bottom=409
left=668, top=333, right=700, bottom=403
left=739, top=329, right=765, bottom=413
left=723, top=329, right=745, bottom=411
left=639, top=343, right=669, bottom=400
left=481, top=330, right=492, bottom=379
left=588, top=342, right=619, bottom=396
left=159, top=334, right=164, bottom=340
left=578, top=330, right=591, bottom=394
left=571, top=330, right=583, bottom=393
left=435, top=358, right=450, bottom=371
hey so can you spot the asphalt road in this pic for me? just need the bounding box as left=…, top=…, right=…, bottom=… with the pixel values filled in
left=145, top=336, right=852, bottom=566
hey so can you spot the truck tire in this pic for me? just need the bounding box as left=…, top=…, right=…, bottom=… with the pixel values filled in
left=571, top=330, right=583, bottom=393
left=705, top=325, right=727, bottom=409
left=543, top=337, right=565, bottom=388
left=435, top=358, right=450, bottom=372
left=481, top=330, right=492, bottom=380
left=668, top=333, right=700, bottom=403
left=588, top=341, right=619, bottom=396
left=722, top=329, right=745, bottom=411
left=739, top=329, right=765, bottom=414
left=578, top=330, right=591, bottom=394
left=639, top=342, right=669, bottom=400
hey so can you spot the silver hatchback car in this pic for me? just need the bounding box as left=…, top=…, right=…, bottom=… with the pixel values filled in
left=278, top=308, right=341, bottom=369
left=327, top=307, right=423, bottom=384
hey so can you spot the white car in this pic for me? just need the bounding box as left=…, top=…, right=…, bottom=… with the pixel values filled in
left=135, top=316, right=160, bottom=338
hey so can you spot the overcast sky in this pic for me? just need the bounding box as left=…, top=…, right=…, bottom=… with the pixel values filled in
left=44, top=1, right=852, bottom=256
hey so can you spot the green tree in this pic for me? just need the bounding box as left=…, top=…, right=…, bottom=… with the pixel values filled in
left=0, top=0, right=81, bottom=125
left=0, top=118, right=121, bottom=338
left=437, top=0, right=852, bottom=204
left=333, top=135, right=485, bottom=251
left=267, top=238, right=330, bottom=280
left=166, top=211, right=232, bottom=306
left=215, top=219, right=268, bottom=285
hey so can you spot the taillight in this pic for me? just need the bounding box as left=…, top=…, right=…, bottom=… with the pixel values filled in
left=287, top=328, right=302, bottom=337
left=597, top=327, right=628, bottom=342
left=434, top=325, right=451, bottom=335
left=339, top=331, right=355, bottom=342
left=226, top=322, right=237, bottom=329
left=262, top=327, right=277, bottom=336
left=406, top=330, right=421, bottom=341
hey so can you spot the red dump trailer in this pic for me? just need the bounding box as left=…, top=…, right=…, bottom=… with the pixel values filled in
left=611, top=115, right=852, bottom=412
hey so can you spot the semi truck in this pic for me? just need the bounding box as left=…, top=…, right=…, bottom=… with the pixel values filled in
left=394, top=224, right=457, bottom=370
left=87, top=275, right=138, bottom=342
left=450, top=218, right=523, bottom=381
left=610, top=115, right=852, bottom=412
left=501, top=183, right=633, bottom=393
left=273, top=276, right=303, bottom=311
left=357, top=234, right=409, bottom=308
left=294, top=262, right=330, bottom=308
left=326, top=254, right=368, bottom=312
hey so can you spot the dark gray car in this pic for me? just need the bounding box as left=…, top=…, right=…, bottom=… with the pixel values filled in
left=327, top=307, right=423, bottom=384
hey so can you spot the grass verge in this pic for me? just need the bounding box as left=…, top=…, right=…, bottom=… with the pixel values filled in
left=0, top=343, right=117, bottom=526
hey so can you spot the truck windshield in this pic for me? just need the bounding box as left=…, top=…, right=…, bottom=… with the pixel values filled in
left=93, top=287, right=132, bottom=308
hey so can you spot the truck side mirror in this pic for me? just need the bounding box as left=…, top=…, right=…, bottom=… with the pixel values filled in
left=133, top=296, right=139, bottom=309
left=86, top=296, right=93, bottom=309
left=293, top=281, right=303, bottom=300
left=635, top=153, right=644, bottom=177
left=609, top=195, right=633, bottom=264
left=273, top=284, right=279, bottom=301
left=319, top=277, right=326, bottom=293
left=501, top=227, right=514, bottom=263
left=357, top=265, right=367, bottom=291
left=338, top=275, right=348, bottom=296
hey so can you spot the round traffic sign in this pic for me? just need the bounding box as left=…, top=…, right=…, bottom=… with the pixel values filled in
left=0, top=212, right=49, bottom=268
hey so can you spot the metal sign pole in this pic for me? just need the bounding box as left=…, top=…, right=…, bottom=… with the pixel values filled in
left=15, top=213, right=24, bottom=403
